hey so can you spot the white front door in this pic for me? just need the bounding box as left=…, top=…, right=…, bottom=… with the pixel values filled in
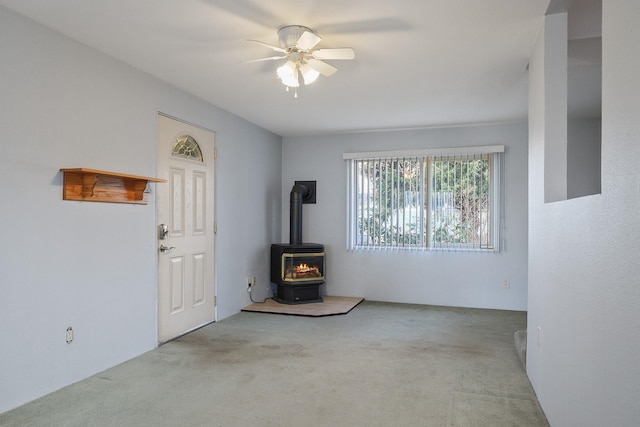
left=157, top=114, right=215, bottom=343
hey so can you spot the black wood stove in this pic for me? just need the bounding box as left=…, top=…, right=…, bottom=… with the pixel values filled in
left=271, top=182, right=325, bottom=304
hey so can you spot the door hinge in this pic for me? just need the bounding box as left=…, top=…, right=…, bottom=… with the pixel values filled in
left=214, top=222, right=217, bottom=234
left=213, top=296, right=217, bottom=306
left=214, top=148, right=217, bottom=159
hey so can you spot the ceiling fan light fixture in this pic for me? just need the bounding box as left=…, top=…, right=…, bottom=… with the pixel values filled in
left=276, top=60, right=299, bottom=88
left=300, top=63, right=320, bottom=85
left=249, top=25, right=355, bottom=96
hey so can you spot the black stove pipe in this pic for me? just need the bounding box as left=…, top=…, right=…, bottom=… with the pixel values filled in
left=290, top=183, right=310, bottom=245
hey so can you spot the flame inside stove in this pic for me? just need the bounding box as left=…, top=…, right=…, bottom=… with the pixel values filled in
left=285, top=263, right=321, bottom=279
left=296, top=263, right=314, bottom=273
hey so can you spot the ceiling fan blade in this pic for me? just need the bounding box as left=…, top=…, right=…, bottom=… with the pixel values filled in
left=242, top=56, right=287, bottom=64
left=312, top=48, right=355, bottom=60
left=307, top=58, right=337, bottom=77
left=296, top=31, right=322, bottom=51
left=247, top=39, right=286, bottom=53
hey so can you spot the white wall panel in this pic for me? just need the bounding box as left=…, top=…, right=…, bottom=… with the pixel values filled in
left=0, top=6, right=281, bottom=413
left=282, top=123, right=529, bottom=311
left=527, top=2, right=640, bottom=425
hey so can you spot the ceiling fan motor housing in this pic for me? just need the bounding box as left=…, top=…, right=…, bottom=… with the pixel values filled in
left=278, top=25, right=314, bottom=49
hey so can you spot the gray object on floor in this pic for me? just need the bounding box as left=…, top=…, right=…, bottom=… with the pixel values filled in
left=0, top=301, right=548, bottom=426
left=515, top=329, right=528, bottom=369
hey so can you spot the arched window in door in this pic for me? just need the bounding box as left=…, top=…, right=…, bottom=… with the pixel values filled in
left=171, top=135, right=203, bottom=162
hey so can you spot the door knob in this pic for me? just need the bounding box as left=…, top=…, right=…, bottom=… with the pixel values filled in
left=159, top=244, right=175, bottom=253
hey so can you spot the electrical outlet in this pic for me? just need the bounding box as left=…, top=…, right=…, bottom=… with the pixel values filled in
left=66, top=326, right=73, bottom=344
left=247, top=276, right=253, bottom=292
left=503, top=279, right=511, bottom=288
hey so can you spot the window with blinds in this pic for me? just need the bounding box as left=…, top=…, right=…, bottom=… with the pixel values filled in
left=344, top=146, right=503, bottom=251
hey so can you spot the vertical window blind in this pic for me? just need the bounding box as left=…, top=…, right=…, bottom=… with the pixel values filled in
left=344, top=146, right=503, bottom=252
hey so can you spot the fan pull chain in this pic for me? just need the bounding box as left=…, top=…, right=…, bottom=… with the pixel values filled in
left=283, top=85, right=299, bottom=98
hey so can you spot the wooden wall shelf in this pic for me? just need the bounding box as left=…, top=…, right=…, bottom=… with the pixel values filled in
left=60, top=168, right=166, bottom=204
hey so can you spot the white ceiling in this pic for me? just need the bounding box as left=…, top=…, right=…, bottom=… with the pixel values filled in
left=0, top=0, right=552, bottom=136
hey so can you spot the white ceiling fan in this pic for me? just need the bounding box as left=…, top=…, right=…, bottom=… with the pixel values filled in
left=246, top=25, right=355, bottom=97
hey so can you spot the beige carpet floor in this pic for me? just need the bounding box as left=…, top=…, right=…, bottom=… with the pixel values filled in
left=0, top=301, right=549, bottom=427
left=242, top=295, right=364, bottom=316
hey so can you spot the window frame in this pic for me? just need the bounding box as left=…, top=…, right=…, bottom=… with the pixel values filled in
left=344, top=145, right=504, bottom=252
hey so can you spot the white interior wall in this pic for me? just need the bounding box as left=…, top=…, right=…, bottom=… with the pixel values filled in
left=527, top=2, right=640, bottom=425
left=282, top=123, right=528, bottom=311
left=567, top=118, right=601, bottom=198
left=543, top=13, right=569, bottom=203
left=0, top=6, right=281, bottom=413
